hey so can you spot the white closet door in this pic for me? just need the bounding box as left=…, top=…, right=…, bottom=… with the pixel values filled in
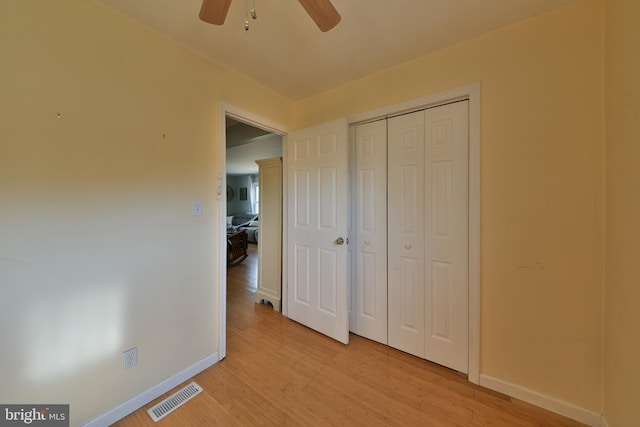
left=352, top=120, right=388, bottom=344
left=387, top=110, right=426, bottom=358
left=387, top=101, right=469, bottom=371
left=424, top=101, right=469, bottom=373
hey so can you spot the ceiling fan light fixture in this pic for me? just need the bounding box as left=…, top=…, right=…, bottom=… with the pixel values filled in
left=199, top=0, right=340, bottom=32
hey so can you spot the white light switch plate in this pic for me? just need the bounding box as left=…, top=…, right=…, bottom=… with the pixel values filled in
left=192, top=200, right=203, bottom=216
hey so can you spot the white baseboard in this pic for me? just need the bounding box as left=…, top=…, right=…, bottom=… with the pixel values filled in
left=82, top=352, right=220, bottom=427
left=479, top=374, right=603, bottom=427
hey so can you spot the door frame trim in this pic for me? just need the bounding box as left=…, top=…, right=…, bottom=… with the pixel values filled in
left=347, top=83, right=481, bottom=384
left=218, top=103, right=289, bottom=360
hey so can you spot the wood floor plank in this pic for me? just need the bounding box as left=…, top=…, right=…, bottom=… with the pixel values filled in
left=113, top=245, right=586, bottom=427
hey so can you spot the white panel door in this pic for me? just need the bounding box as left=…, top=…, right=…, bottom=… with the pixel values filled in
left=387, top=110, right=426, bottom=358
left=287, top=118, right=349, bottom=344
left=352, top=119, right=388, bottom=344
left=424, top=101, right=469, bottom=373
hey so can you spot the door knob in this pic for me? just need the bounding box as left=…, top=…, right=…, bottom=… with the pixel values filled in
left=335, top=237, right=345, bottom=245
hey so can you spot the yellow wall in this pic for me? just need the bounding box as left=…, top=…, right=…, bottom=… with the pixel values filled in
left=297, top=0, right=605, bottom=412
left=0, top=0, right=292, bottom=425
left=604, top=0, right=640, bottom=425
left=4, top=0, right=631, bottom=424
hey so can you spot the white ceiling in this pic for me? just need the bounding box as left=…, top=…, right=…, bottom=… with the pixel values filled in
left=226, top=123, right=283, bottom=175
left=95, top=0, right=579, bottom=101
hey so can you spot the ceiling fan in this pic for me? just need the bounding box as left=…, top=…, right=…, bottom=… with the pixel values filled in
left=199, top=0, right=341, bottom=32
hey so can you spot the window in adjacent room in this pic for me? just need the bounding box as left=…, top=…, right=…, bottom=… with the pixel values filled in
left=253, top=183, right=260, bottom=213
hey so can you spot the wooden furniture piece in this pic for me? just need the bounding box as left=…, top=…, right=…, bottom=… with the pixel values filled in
left=227, top=230, right=248, bottom=267
left=255, top=157, right=282, bottom=311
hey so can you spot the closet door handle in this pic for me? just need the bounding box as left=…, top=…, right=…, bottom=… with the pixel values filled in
left=335, top=237, right=346, bottom=245
left=404, top=243, right=412, bottom=250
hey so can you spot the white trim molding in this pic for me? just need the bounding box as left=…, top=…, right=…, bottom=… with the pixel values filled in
left=222, top=103, right=289, bottom=136
left=82, top=353, right=219, bottom=427
left=480, top=374, right=604, bottom=427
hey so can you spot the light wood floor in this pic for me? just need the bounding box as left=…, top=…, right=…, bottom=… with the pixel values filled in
left=113, top=245, right=585, bottom=426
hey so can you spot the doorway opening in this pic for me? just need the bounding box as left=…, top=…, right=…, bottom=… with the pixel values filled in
left=218, top=105, right=288, bottom=360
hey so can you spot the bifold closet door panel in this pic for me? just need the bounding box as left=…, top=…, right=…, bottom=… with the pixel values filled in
left=424, top=101, right=469, bottom=373
left=352, top=100, right=470, bottom=372
left=353, top=120, right=388, bottom=344
left=387, top=110, right=426, bottom=359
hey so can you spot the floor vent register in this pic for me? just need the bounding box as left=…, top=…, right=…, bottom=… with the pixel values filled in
left=147, top=382, right=203, bottom=422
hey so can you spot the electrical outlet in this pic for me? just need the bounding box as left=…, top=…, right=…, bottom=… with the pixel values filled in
left=123, top=347, right=138, bottom=370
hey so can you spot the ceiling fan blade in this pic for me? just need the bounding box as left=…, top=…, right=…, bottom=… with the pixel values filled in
left=199, top=0, right=232, bottom=25
left=298, top=0, right=341, bottom=32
